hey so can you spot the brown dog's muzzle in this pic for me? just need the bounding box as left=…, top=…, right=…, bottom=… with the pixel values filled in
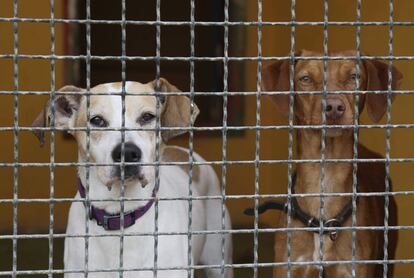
left=325, top=96, right=346, bottom=121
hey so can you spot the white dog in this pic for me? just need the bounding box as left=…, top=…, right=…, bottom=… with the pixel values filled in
left=32, top=79, right=233, bottom=278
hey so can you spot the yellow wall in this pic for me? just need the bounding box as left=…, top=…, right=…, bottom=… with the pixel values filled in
left=1, top=0, right=414, bottom=276
left=0, top=0, right=69, bottom=230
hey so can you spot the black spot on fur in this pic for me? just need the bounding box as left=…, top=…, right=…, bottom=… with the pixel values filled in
left=56, top=97, right=73, bottom=117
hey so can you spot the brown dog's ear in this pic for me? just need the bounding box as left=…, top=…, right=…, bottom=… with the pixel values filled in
left=148, top=78, right=199, bottom=142
left=31, top=85, right=84, bottom=146
left=262, top=58, right=293, bottom=118
left=364, top=60, right=403, bottom=122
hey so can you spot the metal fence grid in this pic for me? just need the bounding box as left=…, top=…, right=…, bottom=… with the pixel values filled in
left=1, top=0, right=414, bottom=277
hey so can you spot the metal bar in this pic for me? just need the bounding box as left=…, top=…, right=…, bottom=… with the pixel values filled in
left=287, top=0, right=296, bottom=276
left=48, top=0, right=56, bottom=277
left=84, top=0, right=92, bottom=277
left=1, top=89, right=414, bottom=96
left=221, top=0, right=230, bottom=276
left=2, top=224, right=414, bottom=240
left=153, top=0, right=162, bottom=276
left=383, top=0, right=395, bottom=276
left=2, top=189, right=414, bottom=204
left=187, top=0, right=196, bottom=277
left=119, top=0, right=127, bottom=277
left=2, top=156, right=414, bottom=167
left=11, top=0, right=19, bottom=277
left=2, top=53, right=414, bottom=61
left=253, top=0, right=262, bottom=276
left=6, top=123, right=414, bottom=133
left=351, top=0, right=362, bottom=276
left=317, top=1, right=329, bottom=275
left=2, top=17, right=414, bottom=26
left=1, top=258, right=414, bottom=276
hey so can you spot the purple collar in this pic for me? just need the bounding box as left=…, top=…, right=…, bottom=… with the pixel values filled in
left=78, top=179, right=155, bottom=231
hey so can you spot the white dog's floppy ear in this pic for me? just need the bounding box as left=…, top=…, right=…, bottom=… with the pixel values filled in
left=31, top=85, right=84, bottom=146
left=364, top=59, right=403, bottom=122
left=149, top=78, right=200, bottom=142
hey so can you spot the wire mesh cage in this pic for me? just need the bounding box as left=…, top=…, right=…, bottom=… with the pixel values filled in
left=1, top=0, right=414, bottom=277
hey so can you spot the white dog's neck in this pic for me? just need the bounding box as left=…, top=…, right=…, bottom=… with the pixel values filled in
left=77, top=160, right=155, bottom=215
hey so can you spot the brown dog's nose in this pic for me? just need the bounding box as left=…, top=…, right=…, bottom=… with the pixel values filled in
left=325, top=97, right=345, bottom=119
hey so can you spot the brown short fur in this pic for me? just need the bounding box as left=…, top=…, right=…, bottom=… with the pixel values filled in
left=162, top=146, right=200, bottom=183
left=263, top=50, right=402, bottom=277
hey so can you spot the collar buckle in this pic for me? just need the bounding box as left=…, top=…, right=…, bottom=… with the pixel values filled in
left=103, top=214, right=121, bottom=231
left=325, top=218, right=341, bottom=241
left=307, top=217, right=319, bottom=228
left=88, top=204, right=93, bottom=220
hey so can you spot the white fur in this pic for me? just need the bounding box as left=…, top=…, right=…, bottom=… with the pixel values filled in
left=61, top=82, right=233, bottom=278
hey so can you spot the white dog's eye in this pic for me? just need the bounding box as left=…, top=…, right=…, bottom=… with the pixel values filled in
left=139, top=112, right=156, bottom=125
left=90, top=115, right=108, bottom=127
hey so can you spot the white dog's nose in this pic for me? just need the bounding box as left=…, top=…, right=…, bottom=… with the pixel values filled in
left=111, top=142, right=142, bottom=179
left=112, top=142, right=142, bottom=163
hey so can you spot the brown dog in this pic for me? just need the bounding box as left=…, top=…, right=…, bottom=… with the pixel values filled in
left=262, top=50, right=402, bottom=277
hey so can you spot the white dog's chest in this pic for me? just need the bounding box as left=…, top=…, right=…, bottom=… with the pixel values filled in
left=64, top=181, right=206, bottom=278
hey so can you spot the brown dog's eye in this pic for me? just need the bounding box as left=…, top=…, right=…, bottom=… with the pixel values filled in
left=139, top=112, right=156, bottom=125
left=90, top=116, right=108, bottom=127
left=299, top=75, right=312, bottom=84
left=350, top=73, right=360, bottom=82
